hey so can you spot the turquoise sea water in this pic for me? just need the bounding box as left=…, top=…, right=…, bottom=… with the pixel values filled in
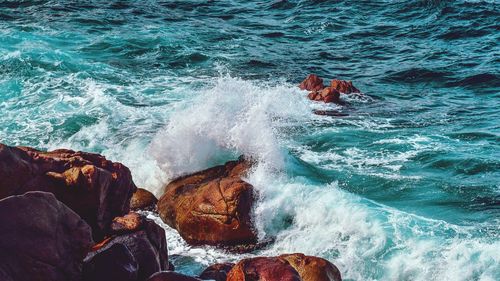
left=1, top=1, right=499, bottom=280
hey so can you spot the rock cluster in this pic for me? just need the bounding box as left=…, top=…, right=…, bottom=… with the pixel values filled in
left=0, top=143, right=167, bottom=281
left=299, top=74, right=360, bottom=105
left=0, top=143, right=342, bottom=281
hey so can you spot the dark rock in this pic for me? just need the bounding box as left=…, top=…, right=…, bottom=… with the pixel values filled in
left=130, top=188, right=158, bottom=211
left=83, top=243, right=138, bottom=281
left=148, top=271, right=202, bottom=281
left=313, top=110, right=349, bottom=117
left=199, top=262, right=235, bottom=281
left=0, top=143, right=137, bottom=239
left=88, top=214, right=168, bottom=281
left=110, top=212, right=145, bottom=234
left=157, top=157, right=257, bottom=247
left=0, top=191, right=93, bottom=281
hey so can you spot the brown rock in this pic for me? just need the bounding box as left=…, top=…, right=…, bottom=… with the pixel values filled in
left=299, top=74, right=324, bottom=91
left=148, top=271, right=201, bottom=281
left=157, top=157, right=257, bottom=247
left=199, top=263, right=235, bottom=281
left=226, top=257, right=301, bottom=281
left=0, top=143, right=137, bottom=239
left=307, top=91, right=318, bottom=100
left=130, top=188, right=157, bottom=211
left=330, top=79, right=360, bottom=94
left=110, top=212, right=145, bottom=234
left=87, top=215, right=169, bottom=281
left=0, top=191, right=94, bottom=281
left=279, top=253, right=342, bottom=281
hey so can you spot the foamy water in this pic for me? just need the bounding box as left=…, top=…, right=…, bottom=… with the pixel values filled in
left=2, top=1, right=499, bottom=280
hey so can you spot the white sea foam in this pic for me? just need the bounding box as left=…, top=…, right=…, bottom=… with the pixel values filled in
left=29, top=75, right=498, bottom=280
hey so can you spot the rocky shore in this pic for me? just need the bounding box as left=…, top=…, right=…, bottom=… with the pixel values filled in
left=0, top=74, right=353, bottom=281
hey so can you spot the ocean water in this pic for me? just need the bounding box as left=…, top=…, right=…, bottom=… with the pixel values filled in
left=1, top=0, right=499, bottom=280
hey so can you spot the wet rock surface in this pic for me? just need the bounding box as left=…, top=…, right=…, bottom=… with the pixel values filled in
left=0, top=191, right=93, bottom=281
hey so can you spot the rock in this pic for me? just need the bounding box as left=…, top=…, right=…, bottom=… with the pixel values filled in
left=307, top=87, right=341, bottom=104
left=226, top=254, right=342, bottom=281
left=88, top=213, right=169, bottom=281
left=279, top=253, right=342, bottom=281
left=0, top=191, right=94, bottom=281
left=157, top=157, right=257, bottom=247
left=199, top=263, right=235, bottom=281
left=110, top=212, right=145, bottom=234
left=330, top=79, right=360, bottom=94
left=130, top=188, right=158, bottom=211
left=148, top=271, right=202, bottom=281
left=226, top=257, right=301, bottom=281
left=307, top=91, right=318, bottom=100
left=82, top=243, right=138, bottom=281
left=299, top=74, right=324, bottom=91
left=313, top=110, right=349, bottom=117
left=0, top=143, right=137, bottom=239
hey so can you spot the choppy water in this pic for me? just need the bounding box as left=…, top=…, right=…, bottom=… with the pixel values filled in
left=1, top=1, right=499, bottom=280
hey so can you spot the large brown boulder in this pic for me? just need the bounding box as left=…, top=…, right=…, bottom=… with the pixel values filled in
left=226, top=254, right=341, bottom=281
left=226, top=257, right=301, bottom=281
left=87, top=212, right=169, bottom=281
left=279, top=254, right=341, bottom=281
left=0, top=143, right=137, bottom=238
left=299, top=74, right=324, bottom=91
left=157, top=157, right=257, bottom=247
left=130, top=188, right=158, bottom=211
left=0, top=191, right=94, bottom=281
left=330, top=79, right=360, bottom=94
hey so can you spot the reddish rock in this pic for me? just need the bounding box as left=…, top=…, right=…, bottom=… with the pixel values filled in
left=0, top=191, right=94, bottom=281
left=307, top=91, right=318, bottom=100
left=110, top=212, right=145, bottom=234
left=130, top=188, right=157, bottom=211
left=148, top=271, right=201, bottom=281
left=299, top=74, right=324, bottom=91
left=88, top=213, right=169, bottom=281
left=330, top=79, right=360, bottom=94
left=226, top=257, right=301, bottom=281
left=0, top=143, right=137, bottom=239
left=279, top=253, right=342, bottom=281
left=226, top=254, right=341, bottom=281
left=157, top=157, right=257, bottom=247
left=199, top=263, right=235, bottom=281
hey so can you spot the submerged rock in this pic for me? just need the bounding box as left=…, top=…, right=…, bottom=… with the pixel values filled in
left=0, top=143, right=137, bottom=239
left=87, top=212, right=169, bottom=281
left=226, top=254, right=341, bottom=281
left=299, top=74, right=325, bottom=91
left=0, top=191, right=93, bottom=281
left=130, top=188, right=158, bottom=211
left=199, top=263, right=235, bottom=281
left=313, top=110, right=349, bottom=117
left=147, top=271, right=202, bottom=281
left=157, top=157, right=257, bottom=247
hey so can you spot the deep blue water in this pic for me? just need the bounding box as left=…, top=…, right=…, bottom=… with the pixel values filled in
left=1, top=1, right=499, bottom=280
